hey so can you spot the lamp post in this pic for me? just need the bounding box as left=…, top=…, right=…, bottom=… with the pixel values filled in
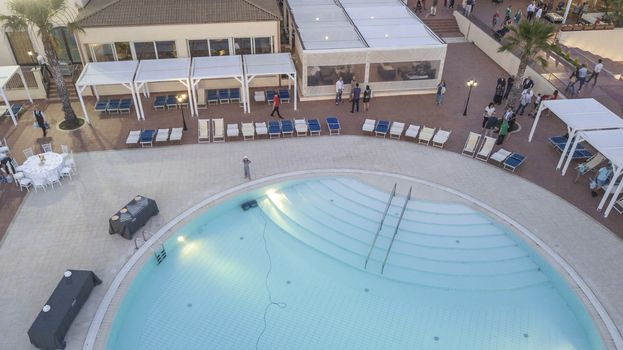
left=27, top=50, right=36, bottom=65
left=177, top=93, right=188, bottom=131
left=462, top=79, right=477, bottom=116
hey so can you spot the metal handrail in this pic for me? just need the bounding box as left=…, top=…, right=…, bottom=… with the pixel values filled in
left=381, top=186, right=412, bottom=274
left=364, top=183, right=396, bottom=269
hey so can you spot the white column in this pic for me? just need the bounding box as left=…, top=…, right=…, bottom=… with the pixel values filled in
left=17, top=69, right=33, bottom=103
left=183, top=80, right=195, bottom=117
left=93, top=86, right=99, bottom=101
left=528, top=103, right=545, bottom=142
left=293, top=73, right=298, bottom=111
left=561, top=135, right=582, bottom=175
left=235, top=76, right=246, bottom=113
left=135, top=82, right=146, bottom=120
left=604, top=175, right=623, bottom=217
left=598, top=166, right=622, bottom=210
left=123, top=83, right=141, bottom=120
left=556, top=128, right=574, bottom=170
left=562, top=0, right=573, bottom=24
left=246, top=75, right=253, bottom=114
left=76, top=85, right=91, bottom=124
left=1, top=89, right=17, bottom=126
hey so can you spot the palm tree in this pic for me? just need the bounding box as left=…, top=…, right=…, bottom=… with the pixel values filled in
left=498, top=20, right=556, bottom=106
left=1, top=0, right=81, bottom=127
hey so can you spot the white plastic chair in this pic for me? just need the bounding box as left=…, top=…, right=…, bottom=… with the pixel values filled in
left=23, top=147, right=34, bottom=159
left=60, top=144, right=70, bottom=159
left=18, top=177, right=32, bottom=192
left=60, top=166, right=73, bottom=180
left=41, top=143, right=52, bottom=153
left=48, top=172, right=62, bottom=189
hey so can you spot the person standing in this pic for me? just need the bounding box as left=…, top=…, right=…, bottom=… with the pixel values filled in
left=351, top=83, right=361, bottom=113
left=577, top=64, right=588, bottom=92
left=516, top=89, right=533, bottom=115
left=522, top=76, right=534, bottom=90
left=464, top=0, right=474, bottom=16
left=503, top=106, right=515, bottom=138
left=503, top=75, right=515, bottom=99
left=492, top=11, right=500, bottom=28
left=482, top=102, right=496, bottom=129
left=36, top=53, right=51, bottom=76
left=436, top=80, right=446, bottom=105
left=514, top=9, right=522, bottom=23
left=415, top=0, right=423, bottom=13
left=535, top=5, right=543, bottom=20
left=33, top=106, right=47, bottom=138
left=270, top=93, right=283, bottom=119
left=349, top=75, right=357, bottom=101
left=242, top=156, right=252, bottom=180
left=484, top=113, right=499, bottom=137
left=586, top=59, right=604, bottom=87
left=496, top=119, right=509, bottom=145
left=363, top=85, right=372, bottom=112
left=504, top=5, right=513, bottom=22
left=448, top=0, right=455, bottom=9
left=335, top=77, right=344, bottom=105
left=526, top=2, right=535, bottom=20
left=431, top=0, right=438, bottom=15
left=493, top=77, right=505, bottom=105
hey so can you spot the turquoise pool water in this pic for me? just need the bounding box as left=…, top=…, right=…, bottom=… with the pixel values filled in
left=106, top=177, right=605, bottom=350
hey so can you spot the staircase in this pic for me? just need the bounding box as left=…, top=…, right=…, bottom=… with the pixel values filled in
left=421, top=17, right=464, bottom=39
left=46, top=77, right=79, bottom=102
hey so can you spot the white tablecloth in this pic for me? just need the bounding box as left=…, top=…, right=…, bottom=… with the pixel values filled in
left=22, top=152, right=64, bottom=186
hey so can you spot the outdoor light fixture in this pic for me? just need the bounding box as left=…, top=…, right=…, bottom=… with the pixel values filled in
left=315, top=17, right=320, bottom=21
left=176, top=93, right=188, bottom=131
left=177, top=236, right=186, bottom=243
left=463, top=79, right=477, bottom=116
left=370, top=16, right=375, bottom=19
left=325, top=36, right=329, bottom=40
left=27, top=50, right=36, bottom=64
left=384, top=34, right=389, bottom=38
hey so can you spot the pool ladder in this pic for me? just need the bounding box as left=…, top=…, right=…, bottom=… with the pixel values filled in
left=381, top=187, right=411, bottom=274
left=364, top=183, right=396, bottom=270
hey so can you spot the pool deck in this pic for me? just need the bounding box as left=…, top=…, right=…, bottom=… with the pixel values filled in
left=0, top=136, right=622, bottom=349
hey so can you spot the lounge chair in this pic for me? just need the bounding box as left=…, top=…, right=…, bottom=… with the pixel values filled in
left=229, top=88, right=241, bottom=103
left=462, top=132, right=481, bottom=157
left=279, top=89, right=290, bottom=103
left=106, top=99, right=120, bottom=113
left=375, top=120, right=390, bottom=137
left=295, top=119, right=308, bottom=136
left=308, top=119, right=321, bottom=136
left=281, top=120, right=294, bottom=137
left=362, top=119, right=376, bottom=133
left=254, top=91, right=266, bottom=103
left=140, top=129, right=156, bottom=148
left=553, top=143, right=592, bottom=159
left=268, top=120, right=281, bottom=139
left=155, top=128, right=170, bottom=143
left=432, top=129, right=451, bottom=148
left=489, top=148, right=512, bottom=165
left=153, top=96, right=166, bottom=110
left=255, top=122, right=268, bottom=138
left=574, top=153, right=606, bottom=183
left=326, top=117, right=340, bottom=135
left=198, top=119, right=211, bottom=143
left=218, top=89, right=230, bottom=104
left=207, top=90, right=219, bottom=105
left=614, top=196, right=623, bottom=215
left=94, top=100, right=109, bottom=113
left=8, top=103, right=23, bottom=117
left=166, top=95, right=178, bottom=109
left=119, top=98, right=132, bottom=113
left=266, top=90, right=276, bottom=104
left=405, top=124, right=421, bottom=141
left=227, top=123, right=240, bottom=139
left=169, top=128, right=183, bottom=143
left=503, top=153, right=526, bottom=172
left=212, top=118, right=225, bottom=142
left=475, top=136, right=496, bottom=161
left=418, top=127, right=436, bottom=145
left=389, top=122, right=405, bottom=140
left=548, top=135, right=568, bottom=147
left=126, top=130, right=141, bottom=146
left=242, top=122, right=255, bottom=141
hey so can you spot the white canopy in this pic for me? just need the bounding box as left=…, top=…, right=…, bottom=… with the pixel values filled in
left=134, top=58, right=194, bottom=119
left=0, top=65, right=32, bottom=126
left=243, top=53, right=297, bottom=112
left=190, top=55, right=246, bottom=114
left=75, top=61, right=140, bottom=121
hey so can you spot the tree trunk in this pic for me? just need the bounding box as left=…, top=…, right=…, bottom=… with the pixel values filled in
left=507, top=56, right=529, bottom=108
left=41, top=32, right=78, bottom=126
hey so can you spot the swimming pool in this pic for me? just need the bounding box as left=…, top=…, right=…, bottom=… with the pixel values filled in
left=106, top=177, right=605, bottom=349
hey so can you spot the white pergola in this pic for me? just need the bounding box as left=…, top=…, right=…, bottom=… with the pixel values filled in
left=134, top=58, right=194, bottom=120
left=0, top=65, right=33, bottom=126
left=191, top=55, right=246, bottom=115
left=243, top=53, right=297, bottom=113
left=75, top=61, right=140, bottom=122
left=529, top=98, right=623, bottom=170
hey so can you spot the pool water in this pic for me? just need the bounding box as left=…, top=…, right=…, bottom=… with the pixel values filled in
left=106, top=177, right=605, bottom=350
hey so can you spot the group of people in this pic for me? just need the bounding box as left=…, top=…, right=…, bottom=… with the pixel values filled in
left=481, top=103, right=514, bottom=145
left=565, top=59, right=604, bottom=96
left=335, top=76, right=372, bottom=113
left=414, top=0, right=456, bottom=15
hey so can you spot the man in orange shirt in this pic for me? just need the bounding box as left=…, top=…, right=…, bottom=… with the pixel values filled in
left=270, top=93, right=283, bottom=119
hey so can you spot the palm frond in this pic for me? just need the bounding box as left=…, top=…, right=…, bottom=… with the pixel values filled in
left=0, top=14, right=28, bottom=32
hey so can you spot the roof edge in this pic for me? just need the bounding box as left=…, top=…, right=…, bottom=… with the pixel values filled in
left=243, top=0, right=282, bottom=20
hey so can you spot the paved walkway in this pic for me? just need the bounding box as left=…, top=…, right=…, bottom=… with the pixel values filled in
left=0, top=136, right=622, bottom=349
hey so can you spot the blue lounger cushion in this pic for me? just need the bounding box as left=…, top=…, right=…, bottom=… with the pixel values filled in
left=266, top=90, right=276, bottom=102
left=229, top=88, right=240, bottom=99
left=308, top=119, right=321, bottom=131
left=166, top=95, right=177, bottom=105
left=95, top=100, right=108, bottom=111
left=375, top=120, right=389, bottom=133
left=548, top=136, right=568, bottom=145
left=281, top=120, right=294, bottom=133
left=504, top=153, right=525, bottom=168
left=119, top=99, right=132, bottom=108
left=279, top=89, right=290, bottom=98
left=153, top=96, right=166, bottom=108
left=218, top=89, right=229, bottom=99
left=107, top=99, right=120, bottom=112
left=207, top=90, right=218, bottom=102
left=140, top=129, right=156, bottom=142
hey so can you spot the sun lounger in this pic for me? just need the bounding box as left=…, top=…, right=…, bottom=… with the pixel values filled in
left=227, top=123, right=240, bottom=139
left=282, top=120, right=294, bottom=137
left=462, top=132, right=481, bottom=157
left=6, top=103, right=24, bottom=117
left=212, top=118, right=225, bottom=142
left=269, top=120, right=282, bottom=139
left=326, top=117, right=340, bottom=135
left=489, top=148, right=512, bottom=165
left=295, top=119, right=308, bottom=136
left=553, top=143, right=592, bottom=159
left=308, top=119, right=321, bottom=136
left=389, top=122, right=405, bottom=139
left=198, top=119, right=211, bottom=143
left=255, top=122, right=268, bottom=138
left=126, top=130, right=141, bottom=146
left=153, top=96, right=166, bottom=110
left=166, top=95, right=178, bottom=109
left=169, top=128, right=183, bottom=143
left=362, top=119, right=376, bottom=133
left=119, top=98, right=132, bottom=113
left=242, top=122, right=255, bottom=141
left=207, top=90, right=219, bottom=105
left=266, top=90, right=276, bottom=104
left=475, top=136, right=496, bottom=161
left=140, top=129, right=156, bottom=148
left=418, top=127, right=436, bottom=145
left=548, top=135, right=568, bottom=147
left=218, top=89, right=230, bottom=104
left=254, top=91, right=266, bottom=103
left=155, top=128, right=170, bottom=143
left=405, top=124, right=421, bottom=140
left=432, top=129, right=451, bottom=148
left=229, top=88, right=241, bottom=103
left=94, top=100, right=108, bottom=113
left=279, top=89, right=290, bottom=103
left=614, top=197, right=623, bottom=215
left=503, top=153, right=526, bottom=172
left=107, top=99, right=120, bottom=113
left=375, top=120, right=390, bottom=137
left=575, top=153, right=606, bottom=183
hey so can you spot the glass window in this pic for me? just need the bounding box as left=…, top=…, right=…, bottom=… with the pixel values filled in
left=92, top=43, right=115, bottom=62
left=188, top=40, right=209, bottom=57
left=156, top=41, right=177, bottom=59
left=5, top=31, right=36, bottom=65
left=51, top=28, right=70, bottom=63
left=115, top=42, right=132, bottom=60
left=369, top=60, right=441, bottom=82
left=134, top=42, right=156, bottom=60
left=254, top=37, right=272, bottom=54
left=307, top=64, right=365, bottom=87
left=209, top=39, right=229, bottom=56
left=234, top=38, right=252, bottom=55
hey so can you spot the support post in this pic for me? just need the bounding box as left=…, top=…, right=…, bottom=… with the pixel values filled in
left=76, top=85, right=91, bottom=124
left=562, top=0, right=573, bottom=23
left=135, top=82, right=146, bottom=120
left=123, top=82, right=141, bottom=120
left=293, top=73, right=297, bottom=111
left=1, top=89, right=17, bottom=126
left=598, top=167, right=622, bottom=210
left=556, top=128, right=575, bottom=170
left=561, top=135, right=582, bottom=175
left=604, top=175, right=623, bottom=217
left=528, top=103, right=545, bottom=142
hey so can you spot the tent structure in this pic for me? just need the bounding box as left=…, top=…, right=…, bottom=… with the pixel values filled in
left=244, top=53, right=297, bottom=113
left=563, top=129, right=623, bottom=217
left=190, top=55, right=245, bottom=115
left=134, top=58, right=194, bottom=120
left=0, top=65, right=33, bottom=126
left=529, top=98, right=623, bottom=170
left=75, top=61, right=140, bottom=122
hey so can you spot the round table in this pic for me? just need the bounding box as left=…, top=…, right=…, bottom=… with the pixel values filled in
left=21, top=152, right=64, bottom=186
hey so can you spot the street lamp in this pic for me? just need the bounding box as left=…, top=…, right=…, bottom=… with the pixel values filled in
left=177, top=93, right=188, bottom=131
left=27, top=50, right=36, bottom=65
left=463, top=79, right=478, bottom=116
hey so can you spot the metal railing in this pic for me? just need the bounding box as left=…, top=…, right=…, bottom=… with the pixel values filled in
left=364, top=183, right=396, bottom=269
left=381, top=186, right=411, bottom=274
left=5, top=68, right=38, bottom=89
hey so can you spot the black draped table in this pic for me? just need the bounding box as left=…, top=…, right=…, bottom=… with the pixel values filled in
left=28, top=270, right=102, bottom=350
left=109, top=195, right=159, bottom=239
